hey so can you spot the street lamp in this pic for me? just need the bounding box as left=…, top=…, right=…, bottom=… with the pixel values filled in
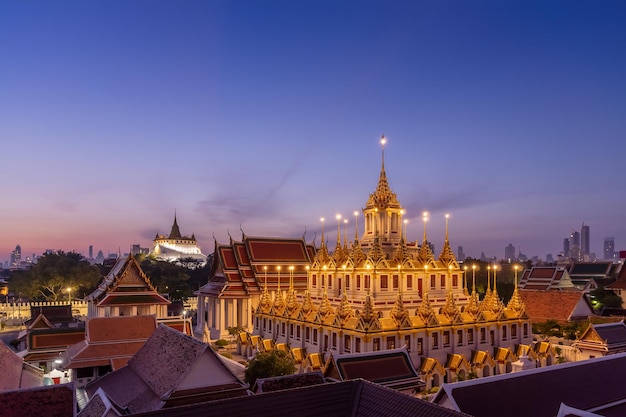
left=66, top=287, right=72, bottom=303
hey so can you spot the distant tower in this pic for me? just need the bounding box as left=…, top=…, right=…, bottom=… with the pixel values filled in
left=604, top=237, right=615, bottom=260
left=505, top=243, right=515, bottom=262
left=89, top=245, right=94, bottom=259
left=563, top=238, right=570, bottom=257
left=457, top=246, right=465, bottom=261
left=10, top=245, right=22, bottom=266
left=581, top=223, right=590, bottom=257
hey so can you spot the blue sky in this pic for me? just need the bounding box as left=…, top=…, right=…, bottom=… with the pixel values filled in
left=1, top=0, right=625, bottom=262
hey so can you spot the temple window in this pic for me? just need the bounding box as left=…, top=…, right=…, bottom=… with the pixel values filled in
left=313, top=329, right=318, bottom=344
left=452, top=274, right=458, bottom=287
left=305, top=327, right=310, bottom=342
left=296, top=325, right=301, bottom=340
left=468, top=329, right=474, bottom=344
left=407, top=275, right=413, bottom=289
left=502, top=325, right=508, bottom=340
left=312, top=275, right=317, bottom=287
left=386, top=336, right=395, bottom=350
left=404, top=335, right=411, bottom=352
left=281, top=323, right=286, bottom=336
left=269, top=321, right=272, bottom=332
left=430, top=275, right=436, bottom=289
left=332, top=333, right=337, bottom=349
left=380, top=275, right=388, bottom=290
left=373, top=338, right=381, bottom=351
left=417, top=338, right=424, bottom=355
left=356, top=275, right=361, bottom=290
left=346, top=275, right=350, bottom=290
left=480, top=327, right=486, bottom=343
left=457, top=330, right=463, bottom=346
left=511, top=324, right=517, bottom=338
left=328, top=275, right=332, bottom=288
left=289, top=323, right=294, bottom=338
left=440, top=275, right=446, bottom=289
left=432, top=332, right=439, bottom=349
left=392, top=275, right=399, bottom=290
left=523, top=323, right=529, bottom=337
left=355, top=337, right=361, bottom=353
left=365, top=275, right=371, bottom=289
left=443, top=331, right=450, bottom=348
left=344, top=335, right=351, bottom=353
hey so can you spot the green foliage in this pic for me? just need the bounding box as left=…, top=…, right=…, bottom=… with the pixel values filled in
left=244, top=350, right=296, bottom=387
left=589, top=288, right=622, bottom=312
left=10, top=251, right=100, bottom=301
left=220, top=352, right=233, bottom=359
left=138, top=258, right=192, bottom=301
left=533, top=319, right=561, bottom=337
left=215, top=339, right=229, bottom=347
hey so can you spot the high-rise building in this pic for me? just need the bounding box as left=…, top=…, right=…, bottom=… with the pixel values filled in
left=604, top=237, right=615, bottom=260
left=505, top=243, right=515, bottom=262
left=581, top=223, right=590, bottom=257
left=89, top=245, right=93, bottom=259
left=10, top=244, right=21, bottom=266
left=457, top=246, right=465, bottom=261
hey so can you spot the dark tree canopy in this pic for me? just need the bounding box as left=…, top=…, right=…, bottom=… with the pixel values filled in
left=244, top=350, right=296, bottom=387
left=10, top=251, right=101, bottom=301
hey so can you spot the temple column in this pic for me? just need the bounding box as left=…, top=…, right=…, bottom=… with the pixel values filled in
left=219, top=299, right=225, bottom=337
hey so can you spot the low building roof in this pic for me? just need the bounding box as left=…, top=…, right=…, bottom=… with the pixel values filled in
left=85, top=324, right=248, bottom=414
left=519, top=289, right=594, bottom=323
left=0, top=383, right=75, bottom=417
left=433, top=352, right=626, bottom=417
left=128, top=379, right=469, bottom=417
left=0, top=342, right=43, bottom=390
left=63, top=315, right=157, bottom=370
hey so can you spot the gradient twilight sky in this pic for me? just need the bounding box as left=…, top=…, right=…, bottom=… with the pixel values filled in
left=1, top=1, right=625, bottom=263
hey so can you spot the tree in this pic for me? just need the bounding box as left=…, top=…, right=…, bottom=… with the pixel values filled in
left=244, top=350, right=296, bottom=387
left=10, top=251, right=101, bottom=301
left=138, top=258, right=192, bottom=301
left=589, top=288, right=622, bottom=312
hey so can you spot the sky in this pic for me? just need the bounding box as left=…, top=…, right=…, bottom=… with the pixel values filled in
left=1, top=0, right=625, bottom=263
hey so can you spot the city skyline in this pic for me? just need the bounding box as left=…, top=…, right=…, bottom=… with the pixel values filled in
left=2, top=1, right=625, bottom=263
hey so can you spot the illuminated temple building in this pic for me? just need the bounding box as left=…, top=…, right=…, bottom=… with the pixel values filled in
left=149, top=214, right=207, bottom=266
left=195, top=138, right=533, bottom=387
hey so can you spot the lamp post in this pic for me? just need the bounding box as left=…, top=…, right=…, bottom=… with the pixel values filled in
left=514, top=264, right=519, bottom=289
left=66, top=287, right=72, bottom=303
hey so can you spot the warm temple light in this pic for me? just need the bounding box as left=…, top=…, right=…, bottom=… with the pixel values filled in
left=380, top=135, right=387, bottom=146
left=336, top=214, right=341, bottom=221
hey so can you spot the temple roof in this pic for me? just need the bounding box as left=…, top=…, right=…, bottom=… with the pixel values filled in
left=518, top=289, right=594, bottom=323
left=63, top=315, right=157, bottom=370
left=433, top=352, right=626, bottom=417
left=169, top=214, right=182, bottom=239
left=85, top=324, right=248, bottom=414
left=198, top=235, right=314, bottom=298
left=88, top=254, right=170, bottom=307
left=122, top=379, right=468, bottom=417
left=0, top=342, right=43, bottom=390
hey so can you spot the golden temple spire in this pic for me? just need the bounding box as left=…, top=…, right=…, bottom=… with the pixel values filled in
left=361, top=289, right=376, bottom=323
left=300, top=289, right=314, bottom=315
left=390, top=291, right=410, bottom=325
left=335, top=288, right=354, bottom=323
left=274, top=266, right=285, bottom=311
left=286, top=266, right=298, bottom=313
left=507, top=264, right=526, bottom=313
left=438, top=214, right=457, bottom=265
left=259, top=266, right=272, bottom=310
left=419, top=212, right=434, bottom=262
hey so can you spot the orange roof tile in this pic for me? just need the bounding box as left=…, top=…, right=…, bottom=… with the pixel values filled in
left=519, top=290, right=593, bottom=323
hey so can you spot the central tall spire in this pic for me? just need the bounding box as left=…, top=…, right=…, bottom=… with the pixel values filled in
left=362, top=136, right=404, bottom=247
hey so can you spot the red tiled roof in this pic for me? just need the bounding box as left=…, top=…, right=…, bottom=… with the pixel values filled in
left=245, top=238, right=310, bottom=262
left=0, top=383, right=75, bottom=417
left=63, top=316, right=157, bottom=370
left=519, top=290, right=592, bottom=323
